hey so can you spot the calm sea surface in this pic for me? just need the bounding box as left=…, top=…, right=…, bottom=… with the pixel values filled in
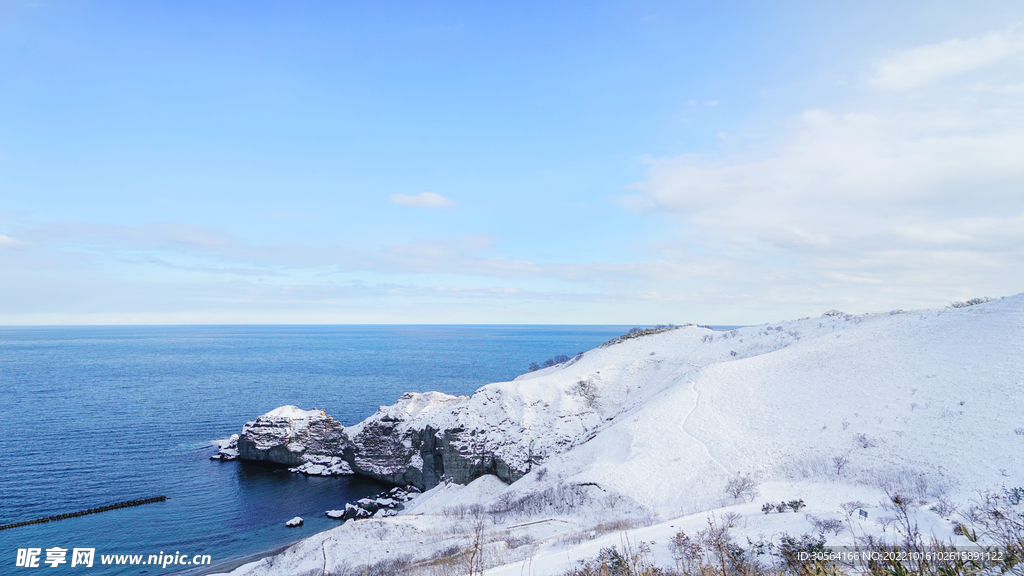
left=0, top=325, right=651, bottom=575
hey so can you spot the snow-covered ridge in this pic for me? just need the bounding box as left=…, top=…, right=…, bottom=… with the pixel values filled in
left=216, top=295, right=1024, bottom=576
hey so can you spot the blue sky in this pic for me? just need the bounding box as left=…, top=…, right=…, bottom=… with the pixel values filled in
left=2, top=1, right=1023, bottom=324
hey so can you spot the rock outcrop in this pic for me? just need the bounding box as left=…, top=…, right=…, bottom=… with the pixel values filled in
left=232, top=406, right=349, bottom=468
left=221, top=330, right=695, bottom=491
left=325, top=487, right=418, bottom=521
left=210, top=434, right=239, bottom=460
left=221, top=381, right=593, bottom=491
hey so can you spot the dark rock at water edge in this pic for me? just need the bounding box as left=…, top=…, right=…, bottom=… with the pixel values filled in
left=325, top=486, right=419, bottom=521
left=218, top=395, right=538, bottom=492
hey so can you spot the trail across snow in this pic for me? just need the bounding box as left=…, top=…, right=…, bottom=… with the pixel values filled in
left=682, top=377, right=730, bottom=476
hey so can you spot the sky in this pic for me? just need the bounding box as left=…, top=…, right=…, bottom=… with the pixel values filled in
left=2, top=1, right=1023, bottom=325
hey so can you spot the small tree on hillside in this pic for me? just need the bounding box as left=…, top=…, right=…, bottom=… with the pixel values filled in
left=725, top=473, right=760, bottom=502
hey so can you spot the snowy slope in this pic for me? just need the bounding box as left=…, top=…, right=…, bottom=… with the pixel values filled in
left=215, top=295, right=1024, bottom=576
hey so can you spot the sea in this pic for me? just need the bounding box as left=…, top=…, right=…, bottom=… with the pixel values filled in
left=0, top=324, right=673, bottom=576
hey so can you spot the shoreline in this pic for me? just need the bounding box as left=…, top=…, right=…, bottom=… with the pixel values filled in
left=172, top=541, right=300, bottom=576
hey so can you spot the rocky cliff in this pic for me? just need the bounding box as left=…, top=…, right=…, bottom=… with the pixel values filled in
left=234, top=405, right=348, bottom=467
left=223, top=390, right=544, bottom=490
left=221, top=345, right=647, bottom=490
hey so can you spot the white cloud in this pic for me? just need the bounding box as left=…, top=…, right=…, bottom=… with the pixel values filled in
left=623, top=27, right=1024, bottom=307
left=389, top=191, right=456, bottom=209
left=0, top=234, right=29, bottom=247
left=870, top=30, right=1024, bottom=90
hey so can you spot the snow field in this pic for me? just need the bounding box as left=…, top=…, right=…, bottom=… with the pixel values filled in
left=217, top=295, right=1024, bottom=576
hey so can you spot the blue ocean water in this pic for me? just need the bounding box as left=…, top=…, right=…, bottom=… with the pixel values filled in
left=0, top=325, right=643, bottom=575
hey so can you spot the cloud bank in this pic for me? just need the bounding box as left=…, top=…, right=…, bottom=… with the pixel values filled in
left=0, top=234, right=29, bottom=247
left=389, top=192, right=456, bottom=209
left=622, top=27, right=1024, bottom=306
left=870, top=30, right=1024, bottom=90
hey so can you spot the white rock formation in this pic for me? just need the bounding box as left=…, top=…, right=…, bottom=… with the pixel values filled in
left=211, top=434, right=239, bottom=460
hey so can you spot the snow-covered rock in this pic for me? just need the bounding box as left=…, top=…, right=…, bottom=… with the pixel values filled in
left=289, top=455, right=353, bottom=476
left=284, top=517, right=303, bottom=528
left=232, top=391, right=537, bottom=488
left=210, top=434, right=239, bottom=460
left=234, top=406, right=348, bottom=469
left=322, top=487, right=417, bottom=523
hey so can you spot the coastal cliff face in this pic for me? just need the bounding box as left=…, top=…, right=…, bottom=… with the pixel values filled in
left=228, top=361, right=632, bottom=490
left=235, top=406, right=348, bottom=467
left=229, top=392, right=529, bottom=489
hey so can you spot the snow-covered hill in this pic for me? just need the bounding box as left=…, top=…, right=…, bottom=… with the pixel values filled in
left=214, top=295, right=1024, bottom=576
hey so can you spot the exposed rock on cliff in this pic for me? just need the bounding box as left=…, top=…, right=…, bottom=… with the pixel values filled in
left=231, top=405, right=349, bottom=468
left=325, top=487, right=418, bottom=521
left=210, top=434, right=239, bottom=460
left=226, top=366, right=631, bottom=490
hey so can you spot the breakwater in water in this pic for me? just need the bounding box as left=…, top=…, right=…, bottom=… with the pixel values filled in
left=0, top=496, right=168, bottom=531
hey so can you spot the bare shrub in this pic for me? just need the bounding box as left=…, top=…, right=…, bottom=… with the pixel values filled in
left=875, top=514, right=895, bottom=532
left=557, top=530, right=594, bottom=547
left=931, top=497, right=957, bottom=518
left=595, top=519, right=641, bottom=534
left=698, top=516, right=735, bottom=575
left=669, top=529, right=703, bottom=573
left=721, top=511, right=742, bottom=528
left=442, top=503, right=485, bottom=520
left=573, top=379, right=599, bottom=408
left=505, top=534, right=534, bottom=549
left=961, top=488, right=1024, bottom=562
left=724, top=474, right=760, bottom=502
left=777, top=533, right=828, bottom=574
left=566, top=498, right=1024, bottom=576
left=600, top=325, right=680, bottom=348
left=840, top=501, right=868, bottom=516
left=806, top=514, right=844, bottom=535
left=355, top=554, right=413, bottom=576
left=564, top=545, right=640, bottom=576
left=872, top=468, right=939, bottom=500
left=463, top=521, right=485, bottom=576
left=437, top=544, right=462, bottom=558
left=854, top=433, right=876, bottom=448
left=488, top=483, right=598, bottom=522
left=877, top=491, right=924, bottom=547
left=832, top=455, right=849, bottom=475
left=948, top=297, right=996, bottom=308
